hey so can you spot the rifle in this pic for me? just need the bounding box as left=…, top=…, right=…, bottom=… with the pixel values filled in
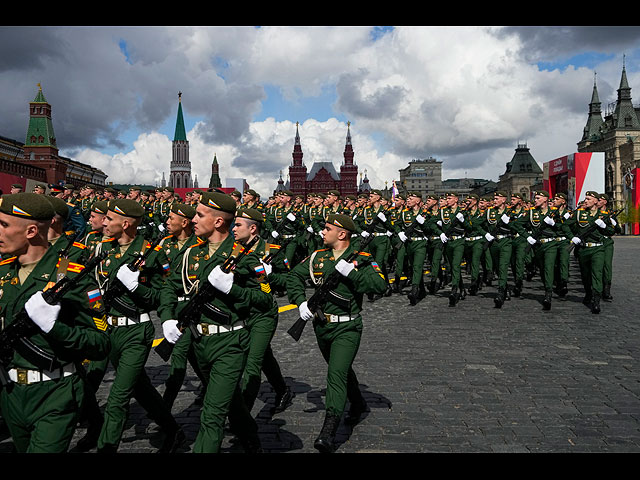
left=0, top=250, right=108, bottom=386
left=286, top=206, right=390, bottom=342
left=566, top=208, right=623, bottom=253
left=524, top=208, right=559, bottom=254
left=154, top=235, right=260, bottom=361
left=101, top=231, right=164, bottom=318
left=393, top=209, right=427, bottom=251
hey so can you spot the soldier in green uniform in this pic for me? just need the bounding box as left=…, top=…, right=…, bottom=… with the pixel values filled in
left=462, top=194, right=491, bottom=297
left=394, top=192, right=428, bottom=304
left=596, top=193, right=619, bottom=301
left=508, top=193, right=528, bottom=297
left=266, top=190, right=303, bottom=270
left=286, top=213, right=387, bottom=453
left=231, top=208, right=294, bottom=415
left=158, top=192, right=272, bottom=453
left=388, top=193, right=406, bottom=292
left=569, top=191, right=616, bottom=313
left=511, top=190, right=560, bottom=310
left=439, top=192, right=468, bottom=306
left=0, top=193, right=110, bottom=453
left=483, top=191, right=515, bottom=307
left=551, top=192, right=573, bottom=298
left=157, top=203, right=208, bottom=410
left=94, top=199, right=184, bottom=453
left=305, top=193, right=325, bottom=254
left=359, top=189, right=394, bottom=300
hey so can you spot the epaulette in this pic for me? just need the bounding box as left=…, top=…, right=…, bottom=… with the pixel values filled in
left=66, top=202, right=76, bottom=207
left=356, top=251, right=372, bottom=256
left=72, top=241, right=87, bottom=249
left=162, top=234, right=174, bottom=241
left=64, top=230, right=75, bottom=236
left=602, top=210, right=609, bottom=214
left=101, top=237, right=116, bottom=243
left=316, top=248, right=329, bottom=252
left=268, top=243, right=281, bottom=250
left=0, top=256, right=17, bottom=266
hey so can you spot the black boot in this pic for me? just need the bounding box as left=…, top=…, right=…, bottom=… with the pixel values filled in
left=449, top=286, right=459, bottom=307
left=418, top=282, right=427, bottom=300
left=602, top=283, right=612, bottom=301
left=314, top=413, right=341, bottom=453
left=239, top=433, right=263, bottom=453
left=591, top=291, right=601, bottom=314
left=272, top=387, right=294, bottom=414
left=558, top=280, right=568, bottom=298
left=344, top=398, right=368, bottom=426
left=408, top=285, right=419, bottom=306
left=494, top=287, right=505, bottom=308
left=582, top=292, right=592, bottom=306
left=469, top=278, right=479, bottom=296
left=542, top=289, right=552, bottom=311
left=158, top=426, right=186, bottom=453
left=513, top=280, right=522, bottom=297
left=427, top=278, right=437, bottom=295
left=392, top=279, right=401, bottom=293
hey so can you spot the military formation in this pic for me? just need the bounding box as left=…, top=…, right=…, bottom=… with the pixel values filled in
left=0, top=181, right=621, bottom=454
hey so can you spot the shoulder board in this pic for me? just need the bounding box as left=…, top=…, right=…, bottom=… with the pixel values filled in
left=193, top=238, right=207, bottom=247
left=268, top=243, right=281, bottom=250
left=356, top=251, right=372, bottom=256
left=152, top=243, right=162, bottom=251
left=316, top=248, right=329, bottom=252
left=66, top=202, right=76, bottom=207
left=550, top=206, right=557, bottom=210
left=0, top=256, right=17, bottom=266
left=162, top=234, right=174, bottom=241
left=578, top=208, right=585, bottom=211
left=88, top=230, right=99, bottom=235
left=67, top=262, right=85, bottom=273
left=101, top=237, right=116, bottom=243
left=64, top=230, right=75, bottom=236
left=602, top=210, right=609, bottom=214
left=72, top=241, right=87, bottom=249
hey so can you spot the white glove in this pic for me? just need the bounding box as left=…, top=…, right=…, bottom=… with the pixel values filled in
left=158, top=224, right=165, bottom=232
left=116, top=265, right=140, bottom=292
left=440, top=233, right=448, bottom=243
left=319, top=231, right=325, bottom=239
left=416, top=214, right=425, bottom=225
left=307, top=226, right=314, bottom=233
left=398, top=231, right=408, bottom=242
left=24, top=291, right=60, bottom=334
left=564, top=212, right=571, bottom=220
left=437, top=221, right=442, bottom=227
left=271, top=231, right=279, bottom=239
left=611, top=218, right=617, bottom=227
left=298, top=301, right=314, bottom=321
left=261, top=261, right=273, bottom=276
left=207, top=265, right=233, bottom=294
left=360, top=231, right=370, bottom=238
left=571, top=236, right=582, bottom=245
left=485, top=233, right=494, bottom=242
left=287, top=213, right=296, bottom=222
left=456, top=212, right=464, bottom=222
left=377, top=212, right=387, bottom=222
left=595, top=219, right=606, bottom=228
left=527, top=236, right=536, bottom=245
left=163, top=320, right=182, bottom=344
left=544, top=216, right=555, bottom=226
left=385, top=231, right=392, bottom=237
left=501, top=214, right=510, bottom=224
left=335, top=259, right=355, bottom=277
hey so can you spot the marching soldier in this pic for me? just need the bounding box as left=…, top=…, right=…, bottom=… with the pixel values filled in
left=463, top=194, right=489, bottom=297
left=552, top=192, right=573, bottom=297
left=0, top=193, right=110, bottom=453
left=422, top=194, right=447, bottom=295
left=597, top=193, right=619, bottom=301
left=483, top=191, right=514, bottom=308
left=286, top=213, right=387, bottom=453
left=508, top=193, right=528, bottom=297
left=360, top=189, right=394, bottom=300
left=157, top=192, right=272, bottom=453
left=266, top=190, right=303, bottom=269
left=511, top=190, right=559, bottom=310
left=232, top=208, right=294, bottom=415
left=94, top=199, right=184, bottom=453
left=439, top=192, right=467, bottom=306
left=9, top=184, right=23, bottom=194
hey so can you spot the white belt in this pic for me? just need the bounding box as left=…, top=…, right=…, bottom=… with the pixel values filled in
left=539, top=238, right=555, bottom=243
left=495, top=234, right=511, bottom=240
left=429, top=236, right=440, bottom=241
left=449, top=235, right=463, bottom=240
left=584, top=242, right=603, bottom=247
left=466, top=236, right=482, bottom=241
left=281, top=234, right=296, bottom=239
left=107, top=313, right=151, bottom=326
left=9, top=363, right=76, bottom=385
left=324, top=314, right=354, bottom=323
left=410, top=236, right=426, bottom=241
left=372, top=232, right=387, bottom=237
left=197, top=322, right=244, bottom=336
left=177, top=296, right=190, bottom=302
left=556, top=237, right=567, bottom=241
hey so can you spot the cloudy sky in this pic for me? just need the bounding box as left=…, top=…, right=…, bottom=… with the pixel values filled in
left=2, top=26, right=640, bottom=196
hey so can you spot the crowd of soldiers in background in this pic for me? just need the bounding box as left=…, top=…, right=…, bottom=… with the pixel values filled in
left=10, top=180, right=620, bottom=316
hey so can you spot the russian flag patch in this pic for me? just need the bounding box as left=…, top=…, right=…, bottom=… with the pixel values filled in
left=87, top=288, right=102, bottom=302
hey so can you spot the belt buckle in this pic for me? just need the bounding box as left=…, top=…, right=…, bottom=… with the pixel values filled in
left=201, top=323, right=210, bottom=335
left=16, top=368, right=29, bottom=385
left=324, top=313, right=331, bottom=323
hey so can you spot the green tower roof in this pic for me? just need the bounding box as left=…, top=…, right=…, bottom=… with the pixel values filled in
left=174, top=92, right=187, bottom=142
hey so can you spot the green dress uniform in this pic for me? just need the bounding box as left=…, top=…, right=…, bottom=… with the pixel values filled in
left=570, top=207, right=615, bottom=313
left=393, top=206, right=429, bottom=304
left=0, top=247, right=110, bottom=453
left=439, top=205, right=468, bottom=305
left=512, top=205, right=560, bottom=309
left=266, top=204, right=303, bottom=268
left=483, top=205, right=515, bottom=306
left=94, top=234, right=181, bottom=452
left=157, top=234, right=273, bottom=453
left=286, top=242, right=387, bottom=452
left=423, top=206, right=446, bottom=293
left=359, top=205, right=394, bottom=298
left=306, top=204, right=326, bottom=254
left=464, top=206, right=490, bottom=295
left=553, top=205, right=574, bottom=297
left=508, top=205, right=528, bottom=297
left=600, top=207, right=620, bottom=300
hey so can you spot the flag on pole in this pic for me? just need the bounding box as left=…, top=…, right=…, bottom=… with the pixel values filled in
left=392, top=180, right=399, bottom=203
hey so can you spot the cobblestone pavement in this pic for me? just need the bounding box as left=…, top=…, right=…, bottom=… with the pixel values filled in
left=1, top=236, right=639, bottom=453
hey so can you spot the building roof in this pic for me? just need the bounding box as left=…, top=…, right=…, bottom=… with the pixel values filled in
left=174, top=93, right=187, bottom=142
left=503, top=143, right=542, bottom=176
left=307, top=161, right=340, bottom=181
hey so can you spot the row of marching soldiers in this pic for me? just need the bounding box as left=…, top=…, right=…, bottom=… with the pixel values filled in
left=0, top=184, right=390, bottom=454
left=256, top=187, right=619, bottom=313
left=0, top=182, right=619, bottom=454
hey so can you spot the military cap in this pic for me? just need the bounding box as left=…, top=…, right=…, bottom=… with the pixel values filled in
left=294, top=193, right=305, bottom=200
left=170, top=202, right=196, bottom=219
left=63, top=184, right=75, bottom=190
left=0, top=193, right=55, bottom=220
left=108, top=198, right=145, bottom=218
left=49, top=184, right=63, bottom=194
left=280, top=190, right=293, bottom=197
left=327, top=213, right=356, bottom=232
left=245, top=189, right=258, bottom=197
left=358, top=193, right=369, bottom=199
left=230, top=190, right=242, bottom=199
left=11, top=184, right=23, bottom=189
left=316, top=193, right=327, bottom=199
left=193, top=189, right=203, bottom=194
left=308, top=193, right=316, bottom=198
left=535, top=190, right=550, bottom=198
left=370, top=189, right=383, bottom=197
left=327, top=189, right=340, bottom=197
left=33, top=183, right=47, bottom=190
left=104, top=187, right=117, bottom=194
left=345, top=194, right=357, bottom=201
left=466, top=194, right=479, bottom=201
left=236, top=207, right=264, bottom=223
left=164, top=186, right=175, bottom=193
left=585, top=190, right=599, bottom=199
left=91, top=200, right=108, bottom=215
left=446, top=192, right=458, bottom=197
left=554, top=192, right=567, bottom=201
left=129, top=186, right=141, bottom=192
left=598, top=193, right=609, bottom=201
left=511, top=193, right=523, bottom=200
left=426, top=194, right=439, bottom=201
left=494, top=191, right=507, bottom=198
left=200, top=192, right=236, bottom=214
left=395, top=193, right=406, bottom=200
left=407, top=191, right=422, bottom=198
left=481, top=195, right=492, bottom=201
left=46, top=196, right=70, bottom=220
